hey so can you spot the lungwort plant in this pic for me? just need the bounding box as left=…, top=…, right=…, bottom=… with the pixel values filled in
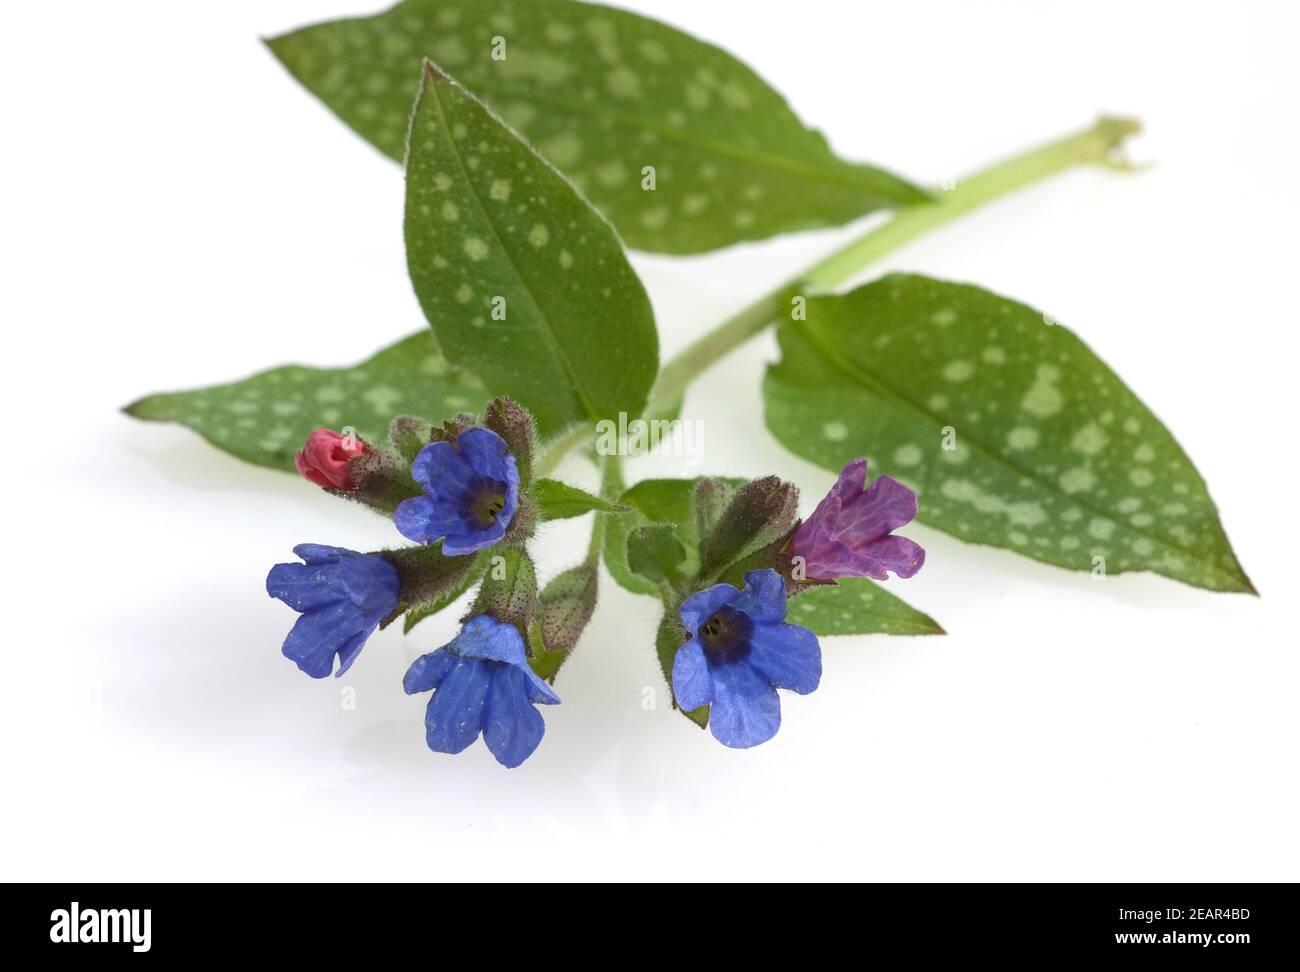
left=127, top=0, right=1252, bottom=768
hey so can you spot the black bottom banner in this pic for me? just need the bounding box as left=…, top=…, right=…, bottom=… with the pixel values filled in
left=4, top=882, right=1292, bottom=959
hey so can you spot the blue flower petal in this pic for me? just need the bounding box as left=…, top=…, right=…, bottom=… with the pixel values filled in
left=521, top=667, right=561, bottom=705
left=409, top=440, right=468, bottom=492
left=671, top=638, right=714, bottom=711
left=333, top=629, right=369, bottom=678
left=735, top=569, right=788, bottom=624
left=413, top=450, right=488, bottom=511
left=496, top=454, right=521, bottom=523
left=708, top=660, right=782, bottom=749
left=423, top=658, right=491, bottom=755
left=266, top=561, right=348, bottom=612
left=442, top=519, right=507, bottom=556
left=280, top=600, right=365, bottom=678
left=338, top=553, right=400, bottom=622
left=403, top=648, right=458, bottom=694
left=395, top=495, right=450, bottom=544
left=417, top=468, right=477, bottom=508
left=748, top=622, right=822, bottom=695
left=482, top=664, right=547, bottom=768
left=456, top=427, right=510, bottom=479
left=679, top=583, right=741, bottom=635
left=450, top=615, right=529, bottom=665
left=291, top=543, right=350, bottom=565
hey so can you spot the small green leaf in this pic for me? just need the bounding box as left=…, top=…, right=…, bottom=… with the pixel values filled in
left=787, top=578, right=943, bottom=636
left=267, top=0, right=927, bottom=254
left=604, top=477, right=744, bottom=596
left=764, top=274, right=1253, bottom=593
left=405, top=61, right=658, bottom=435
left=533, top=478, right=626, bottom=520
left=124, top=332, right=485, bottom=473
left=627, top=524, right=687, bottom=586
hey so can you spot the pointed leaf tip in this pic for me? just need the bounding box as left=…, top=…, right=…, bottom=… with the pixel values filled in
left=764, top=274, right=1253, bottom=594
left=420, top=58, right=450, bottom=87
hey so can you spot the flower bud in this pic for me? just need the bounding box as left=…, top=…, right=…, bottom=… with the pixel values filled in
left=294, top=428, right=367, bottom=490
left=484, top=397, right=537, bottom=485
left=698, top=476, right=799, bottom=577
left=470, top=546, right=538, bottom=634
left=531, top=564, right=599, bottom=682
left=388, top=414, right=434, bottom=464
left=790, top=458, right=924, bottom=581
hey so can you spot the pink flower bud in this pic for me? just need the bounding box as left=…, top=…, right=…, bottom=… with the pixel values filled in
left=294, top=428, right=366, bottom=490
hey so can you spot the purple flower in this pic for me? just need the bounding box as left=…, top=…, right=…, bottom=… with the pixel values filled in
left=672, top=569, right=821, bottom=749
left=266, top=544, right=400, bottom=678
left=394, top=427, right=520, bottom=556
left=404, top=615, right=560, bottom=768
left=791, top=458, right=924, bottom=581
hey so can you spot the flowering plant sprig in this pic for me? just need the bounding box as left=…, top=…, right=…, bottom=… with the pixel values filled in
left=268, top=398, right=606, bottom=767
left=128, top=2, right=1255, bottom=769
left=267, top=390, right=927, bottom=764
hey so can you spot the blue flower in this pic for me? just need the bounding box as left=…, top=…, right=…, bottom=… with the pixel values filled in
left=672, top=568, right=821, bottom=749
left=266, top=544, right=400, bottom=678
left=394, top=427, right=520, bottom=556
left=404, top=615, right=560, bottom=768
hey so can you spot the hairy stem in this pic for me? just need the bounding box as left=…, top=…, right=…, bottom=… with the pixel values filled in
left=584, top=454, right=621, bottom=566
left=532, top=420, right=595, bottom=479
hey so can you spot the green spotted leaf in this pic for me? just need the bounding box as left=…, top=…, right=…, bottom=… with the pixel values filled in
left=763, top=274, right=1254, bottom=593
left=124, top=332, right=485, bottom=472
left=405, top=61, right=658, bottom=435
left=787, top=578, right=943, bottom=637
left=267, top=0, right=927, bottom=254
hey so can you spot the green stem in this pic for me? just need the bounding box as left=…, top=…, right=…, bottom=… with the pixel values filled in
left=645, top=115, right=1141, bottom=415
left=584, top=454, right=621, bottom=566
left=584, top=511, right=606, bottom=566
left=533, top=117, right=1141, bottom=470
left=532, top=421, right=593, bottom=479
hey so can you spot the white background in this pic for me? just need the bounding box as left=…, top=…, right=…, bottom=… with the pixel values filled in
left=2, top=1, right=1297, bottom=881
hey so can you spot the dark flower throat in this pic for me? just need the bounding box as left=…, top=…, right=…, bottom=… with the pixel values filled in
left=468, top=477, right=507, bottom=527
left=699, top=606, right=753, bottom=665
